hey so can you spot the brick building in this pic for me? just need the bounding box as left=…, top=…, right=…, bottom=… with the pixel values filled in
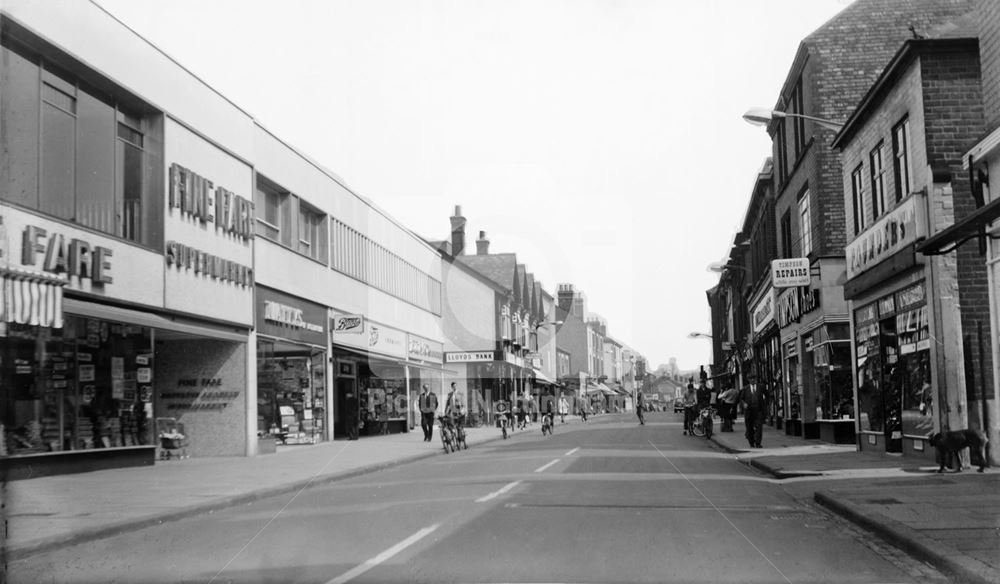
left=754, top=0, right=977, bottom=442
left=834, top=32, right=989, bottom=458
left=917, top=0, right=1000, bottom=462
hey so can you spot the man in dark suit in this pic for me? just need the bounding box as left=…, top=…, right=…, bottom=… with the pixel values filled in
left=741, top=372, right=765, bottom=448
left=418, top=384, right=438, bottom=442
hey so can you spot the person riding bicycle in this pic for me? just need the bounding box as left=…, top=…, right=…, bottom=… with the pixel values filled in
left=445, top=382, right=466, bottom=440
left=696, top=380, right=713, bottom=438
left=682, top=382, right=698, bottom=436
left=515, top=394, right=528, bottom=430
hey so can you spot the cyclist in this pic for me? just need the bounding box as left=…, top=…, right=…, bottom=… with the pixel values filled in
left=445, top=382, right=466, bottom=444
left=696, top=380, right=713, bottom=438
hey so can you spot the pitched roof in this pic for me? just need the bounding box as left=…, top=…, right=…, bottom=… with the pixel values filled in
left=456, top=253, right=517, bottom=292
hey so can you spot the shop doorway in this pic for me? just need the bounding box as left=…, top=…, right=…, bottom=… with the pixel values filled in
left=334, top=376, right=357, bottom=438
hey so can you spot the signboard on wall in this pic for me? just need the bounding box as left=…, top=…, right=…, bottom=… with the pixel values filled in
left=846, top=194, right=927, bottom=280
left=751, top=287, right=776, bottom=334
left=256, top=286, right=327, bottom=346
left=407, top=333, right=444, bottom=364
left=771, top=258, right=810, bottom=288
left=331, top=312, right=408, bottom=359
left=332, top=314, right=364, bottom=334
left=445, top=351, right=494, bottom=363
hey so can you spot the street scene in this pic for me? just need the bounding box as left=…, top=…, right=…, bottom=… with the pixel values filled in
left=2, top=0, right=1000, bottom=582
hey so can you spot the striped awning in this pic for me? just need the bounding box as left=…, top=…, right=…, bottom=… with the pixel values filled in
left=0, top=267, right=67, bottom=329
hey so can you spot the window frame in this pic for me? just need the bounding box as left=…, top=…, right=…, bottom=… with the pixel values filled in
left=798, top=189, right=812, bottom=258
left=851, top=164, right=867, bottom=236
left=869, top=142, right=886, bottom=220
left=892, top=117, right=912, bottom=203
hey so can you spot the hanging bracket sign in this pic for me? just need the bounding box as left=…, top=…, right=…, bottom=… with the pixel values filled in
left=771, top=258, right=810, bottom=288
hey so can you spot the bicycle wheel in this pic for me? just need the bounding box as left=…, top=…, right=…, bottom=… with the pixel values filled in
left=690, top=418, right=706, bottom=437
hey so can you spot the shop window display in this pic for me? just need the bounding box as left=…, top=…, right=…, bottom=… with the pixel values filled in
left=1, top=316, right=154, bottom=457
left=361, top=376, right=407, bottom=435
left=257, top=341, right=326, bottom=444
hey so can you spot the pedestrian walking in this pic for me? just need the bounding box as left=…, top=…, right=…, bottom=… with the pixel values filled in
left=718, top=385, right=739, bottom=432
left=418, top=384, right=438, bottom=442
left=345, top=391, right=359, bottom=441
left=578, top=396, right=589, bottom=422
left=682, top=382, right=698, bottom=435
left=558, top=393, right=570, bottom=423
left=741, top=373, right=765, bottom=448
left=635, top=390, right=646, bottom=425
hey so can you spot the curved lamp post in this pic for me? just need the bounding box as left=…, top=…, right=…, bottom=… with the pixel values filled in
left=742, top=107, right=844, bottom=132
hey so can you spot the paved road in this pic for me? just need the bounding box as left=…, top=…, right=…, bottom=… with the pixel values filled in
left=8, top=414, right=949, bottom=583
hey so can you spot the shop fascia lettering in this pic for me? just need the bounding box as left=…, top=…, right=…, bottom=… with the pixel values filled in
left=263, top=300, right=323, bottom=332
left=332, top=314, right=364, bottom=333
left=165, top=242, right=253, bottom=287
left=408, top=336, right=443, bottom=361
left=21, top=225, right=113, bottom=284
left=445, top=351, right=494, bottom=363
left=846, top=194, right=925, bottom=280
left=752, top=288, right=775, bottom=333
left=168, top=163, right=253, bottom=240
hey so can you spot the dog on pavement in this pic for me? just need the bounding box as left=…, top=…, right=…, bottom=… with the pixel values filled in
left=929, top=429, right=989, bottom=473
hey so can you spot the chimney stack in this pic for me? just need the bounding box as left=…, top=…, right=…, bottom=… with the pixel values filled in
left=450, top=205, right=466, bottom=256
left=476, top=230, right=490, bottom=255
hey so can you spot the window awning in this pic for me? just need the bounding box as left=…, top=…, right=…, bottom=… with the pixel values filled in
left=916, top=196, right=1000, bottom=255
left=63, top=297, right=249, bottom=342
left=1, top=268, right=67, bottom=328
left=531, top=368, right=557, bottom=385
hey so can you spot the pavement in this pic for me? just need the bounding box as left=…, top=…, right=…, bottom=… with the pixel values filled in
left=708, top=418, right=1000, bottom=584
left=1, top=413, right=998, bottom=584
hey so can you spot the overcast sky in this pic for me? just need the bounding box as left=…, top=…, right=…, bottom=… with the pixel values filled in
left=95, top=0, right=851, bottom=371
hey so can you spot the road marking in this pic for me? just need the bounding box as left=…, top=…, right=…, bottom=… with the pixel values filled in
left=476, top=480, right=522, bottom=502
left=324, top=523, right=440, bottom=584
left=534, top=458, right=560, bottom=473
left=650, top=440, right=794, bottom=584
left=564, top=447, right=580, bottom=456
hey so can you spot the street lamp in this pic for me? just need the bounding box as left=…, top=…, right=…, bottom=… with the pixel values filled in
left=707, top=261, right=751, bottom=274
left=534, top=320, right=563, bottom=330
left=688, top=332, right=713, bottom=340
left=742, top=107, right=844, bottom=132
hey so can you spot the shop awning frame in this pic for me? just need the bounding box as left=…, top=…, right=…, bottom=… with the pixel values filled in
left=916, top=195, right=1000, bottom=255
left=63, top=297, right=249, bottom=342
left=398, top=359, right=458, bottom=375
left=531, top=368, right=557, bottom=385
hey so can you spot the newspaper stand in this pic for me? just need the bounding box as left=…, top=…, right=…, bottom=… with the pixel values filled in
left=156, top=417, right=189, bottom=460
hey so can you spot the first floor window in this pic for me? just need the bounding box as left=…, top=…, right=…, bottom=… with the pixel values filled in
left=799, top=190, right=812, bottom=257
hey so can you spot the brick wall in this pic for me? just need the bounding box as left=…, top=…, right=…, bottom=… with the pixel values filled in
left=978, top=0, right=1000, bottom=130
left=770, top=0, right=978, bottom=260
left=922, top=47, right=994, bottom=401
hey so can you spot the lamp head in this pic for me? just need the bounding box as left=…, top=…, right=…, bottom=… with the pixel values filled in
left=742, top=107, right=782, bottom=127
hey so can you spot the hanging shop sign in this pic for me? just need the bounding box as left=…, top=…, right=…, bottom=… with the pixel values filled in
left=751, top=287, right=776, bottom=334
left=771, top=258, right=810, bottom=288
left=168, top=163, right=254, bottom=241
left=332, top=314, right=364, bottom=334
left=256, top=286, right=326, bottom=346
left=846, top=194, right=926, bottom=280
left=445, top=351, right=495, bottom=363
left=331, top=313, right=408, bottom=359
left=407, top=334, right=444, bottom=364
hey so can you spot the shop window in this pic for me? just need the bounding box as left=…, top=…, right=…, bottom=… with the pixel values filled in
left=1, top=40, right=164, bottom=249
left=256, top=341, right=326, bottom=443
left=1, top=316, right=154, bottom=457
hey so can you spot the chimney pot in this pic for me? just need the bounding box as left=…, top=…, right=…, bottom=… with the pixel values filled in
left=450, top=205, right=467, bottom=255
left=476, top=230, right=490, bottom=255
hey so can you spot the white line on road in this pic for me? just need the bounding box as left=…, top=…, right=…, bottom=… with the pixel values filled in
left=325, top=523, right=441, bottom=584
left=564, top=447, right=580, bottom=456
left=534, top=458, right=561, bottom=473
left=476, top=480, right=522, bottom=502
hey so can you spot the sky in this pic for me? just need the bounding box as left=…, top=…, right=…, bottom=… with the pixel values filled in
left=94, top=0, right=852, bottom=372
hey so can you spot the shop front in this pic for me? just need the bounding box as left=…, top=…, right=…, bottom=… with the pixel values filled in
left=1, top=200, right=254, bottom=478
left=405, top=333, right=447, bottom=428
left=444, top=351, right=494, bottom=425
left=330, top=313, right=410, bottom=437
left=750, top=285, right=783, bottom=429
left=845, top=193, right=936, bottom=457
left=255, top=286, right=328, bottom=447
left=776, top=285, right=820, bottom=437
